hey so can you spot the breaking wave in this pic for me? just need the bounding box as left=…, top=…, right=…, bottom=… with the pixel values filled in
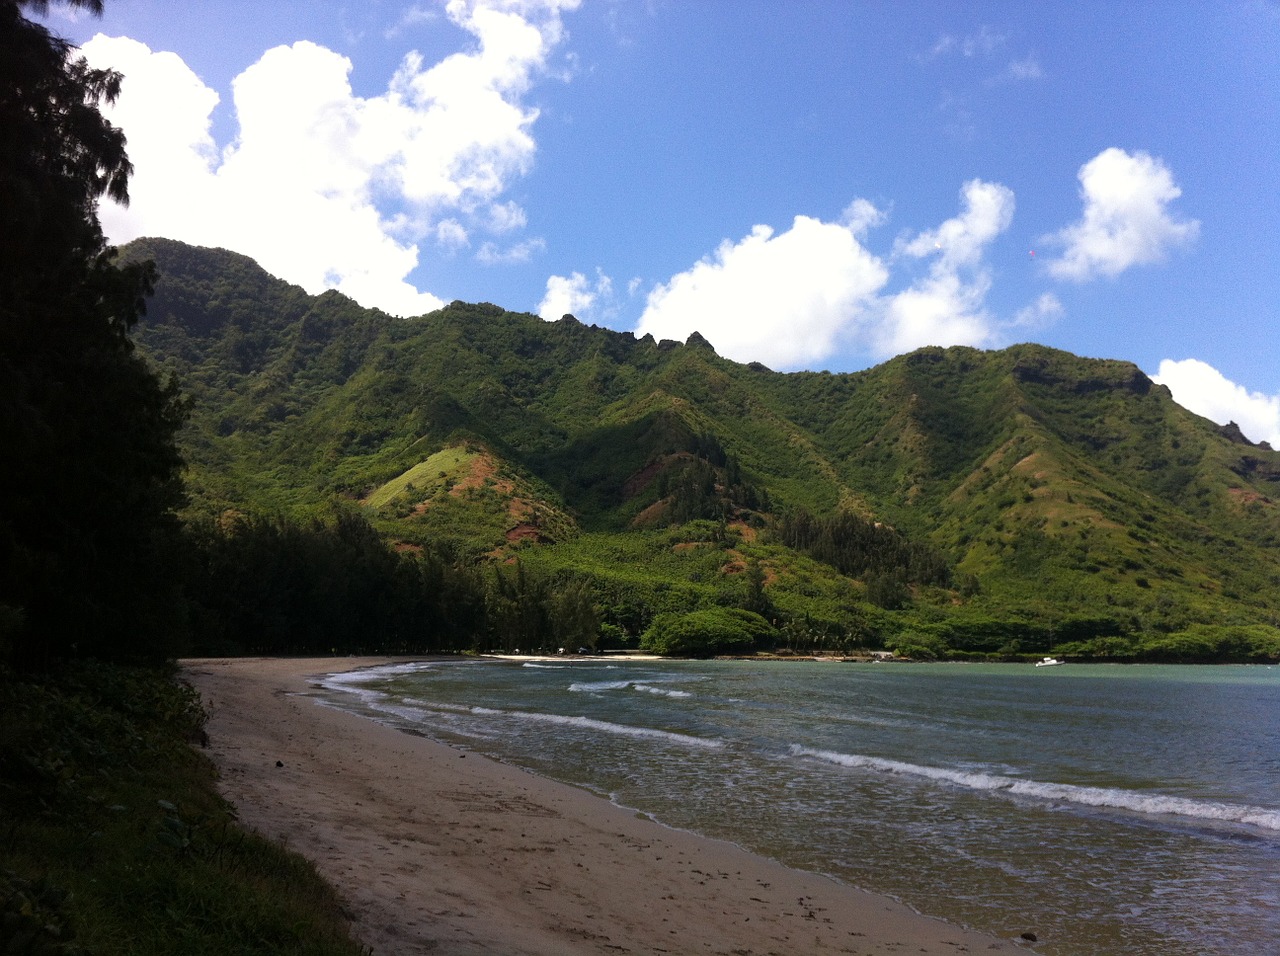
left=791, top=746, right=1280, bottom=832
left=569, top=678, right=693, bottom=698
left=496, top=708, right=721, bottom=749
left=569, top=679, right=633, bottom=692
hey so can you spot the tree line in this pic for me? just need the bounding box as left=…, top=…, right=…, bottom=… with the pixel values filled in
left=5, top=2, right=1276, bottom=672
left=2, top=0, right=188, bottom=669
left=181, top=510, right=604, bottom=657
left=777, top=509, right=952, bottom=592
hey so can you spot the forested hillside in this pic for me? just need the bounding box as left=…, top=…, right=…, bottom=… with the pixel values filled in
left=123, top=237, right=1280, bottom=662
left=0, top=9, right=366, bottom=950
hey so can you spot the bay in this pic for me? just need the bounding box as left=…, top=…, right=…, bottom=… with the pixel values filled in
left=317, top=659, right=1280, bottom=955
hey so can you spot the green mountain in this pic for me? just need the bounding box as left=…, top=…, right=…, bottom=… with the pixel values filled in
left=125, top=237, right=1280, bottom=660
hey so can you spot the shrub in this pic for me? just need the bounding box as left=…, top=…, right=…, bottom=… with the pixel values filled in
left=0, top=662, right=364, bottom=955
left=1138, top=624, right=1280, bottom=662
left=640, top=607, right=775, bottom=656
left=885, top=629, right=948, bottom=661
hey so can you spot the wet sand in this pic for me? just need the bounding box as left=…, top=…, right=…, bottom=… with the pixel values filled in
left=181, top=656, right=1026, bottom=955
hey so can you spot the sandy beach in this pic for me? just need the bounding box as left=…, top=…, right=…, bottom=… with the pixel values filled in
left=181, top=657, right=1027, bottom=955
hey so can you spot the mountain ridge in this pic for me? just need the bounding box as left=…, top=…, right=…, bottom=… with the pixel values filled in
left=123, top=237, right=1280, bottom=659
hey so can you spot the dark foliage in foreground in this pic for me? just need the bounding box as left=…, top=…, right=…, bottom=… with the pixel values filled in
left=1, top=0, right=186, bottom=669
left=0, top=661, right=366, bottom=955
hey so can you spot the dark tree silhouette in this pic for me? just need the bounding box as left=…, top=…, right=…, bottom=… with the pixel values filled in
left=1, top=1, right=188, bottom=667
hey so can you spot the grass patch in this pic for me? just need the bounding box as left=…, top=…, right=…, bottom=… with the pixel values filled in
left=0, top=661, right=366, bottom=956
left=363, top=445, right=474, bottom=509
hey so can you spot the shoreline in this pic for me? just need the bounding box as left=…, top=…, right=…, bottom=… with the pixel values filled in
left=182, top=656, right=1026, bottom=955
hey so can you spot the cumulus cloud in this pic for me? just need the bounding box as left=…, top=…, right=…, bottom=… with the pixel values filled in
left=1042, top=148, right=1199, bottom=282
left=877, top=178, right=1015, bottom=355
left=875, top=276, right=992, bottom=357
left=840, top=197, right=888, bottom=236
left=1153, top=359, right=1280, bottom=448
left=628, top=180, right=1022, bottom=369
left=633, top=214, right=890, bottom=369
left=897, top=178, right=1013, bottom=268
left=81, top=0, right=579, bottom=316
left=538, top=270, right=613, bottom=321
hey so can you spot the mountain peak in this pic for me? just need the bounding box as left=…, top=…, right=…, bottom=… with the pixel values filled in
left=128, top=239, right=1280, bottom=650
left=685, top=331, right=716, bottom=352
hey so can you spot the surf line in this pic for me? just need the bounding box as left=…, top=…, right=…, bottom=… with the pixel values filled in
left=791, top=745, right=1280, bottom=831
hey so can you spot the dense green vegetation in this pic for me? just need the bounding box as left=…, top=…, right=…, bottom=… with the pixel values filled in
left=106, top=234, right=1280, bottom=665
left=0, top=662, right=365, bottom=955
left=5, top=1, right=1279, bottom=948
left=9, top=2, right=1280, bottom=668
left=640, top=607, right=776, bottom=657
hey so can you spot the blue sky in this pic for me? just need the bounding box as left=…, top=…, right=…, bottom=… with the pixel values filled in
left=46, top=1, right=1280, bottom=444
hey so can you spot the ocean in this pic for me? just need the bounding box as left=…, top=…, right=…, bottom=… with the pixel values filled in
left=316, top=658, right=1280, bottom=955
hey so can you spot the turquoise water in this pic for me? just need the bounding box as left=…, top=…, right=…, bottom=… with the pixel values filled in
left=317, top=660, right=1280, bottom=955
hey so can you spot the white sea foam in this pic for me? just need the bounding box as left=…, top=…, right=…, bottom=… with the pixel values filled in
left=633, top=683, right=693, bottom=699
left=316, top=673, right=390, bottom=707
left=569, top=678, right=693, bottom=699
left=316, top=661, right=436, bottom=701
left=470, top=707, right=723, bottom=749
left=568, top=679, right=634, bottom=692
left=791, top=746, right=1280, bottom=832
left=317, top=683, right=386, bottom=709
left=369, top=702, right=431, bottom=723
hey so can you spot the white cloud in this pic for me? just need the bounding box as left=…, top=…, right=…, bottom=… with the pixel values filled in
left=1010, top=292, right=1064, bottom=330
left=476, top=237, right=545, bottom=264
left=634, top=213, right=890, bottom=369
left=385, top=4, right=440, bottom=39
left=875, top=275, right=993, bottom=357
left=929, top=26, right=1006, bottom=59
left=1153, top=359, right=1280, bottom=448
left=488, top=199, right=528, bottom=233
left=898, top=178, right=1013, bottom=268
left=81, top=0, right=580, bottom=316
left=538, top=270, right=612, bottom=321
left=840, top=198, right=887, bottom=236
left=878, top=178, right=1015, bottom=355
left=628, top=181, right=1022, bottom=369
left=1007, top=54, right=1044, bottom=80
left=82, top=37, right=219, bottom=235
left=435, top=218, right=470, bottom=250
left=1042, top=148, right=1199, bottom=282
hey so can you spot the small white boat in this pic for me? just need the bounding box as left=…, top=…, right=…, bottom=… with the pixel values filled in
left=1035, top=656, right=1063, bottom=667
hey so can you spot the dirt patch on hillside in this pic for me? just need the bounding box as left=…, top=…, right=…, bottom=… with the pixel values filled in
left=453, top=453, right=511, bottom=495
left=630, top=498, right=671, bottom=527
left=506, top=526, right=546, bottom=545
left=1228, top=487, right=1272, bottom=507
left=672, top=541, right=709, bottom=553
